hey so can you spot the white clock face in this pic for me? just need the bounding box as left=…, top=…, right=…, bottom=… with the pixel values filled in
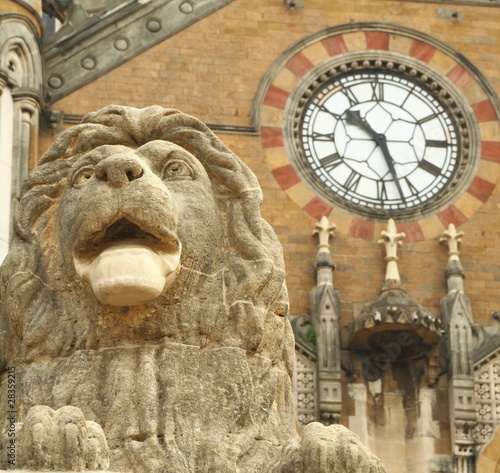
left=297, top=69, right=464, bottom=218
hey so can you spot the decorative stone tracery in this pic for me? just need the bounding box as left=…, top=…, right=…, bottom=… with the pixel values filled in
left=474, top=351, right=500, bottom=445
left=295, top=355, right=317, bottom=427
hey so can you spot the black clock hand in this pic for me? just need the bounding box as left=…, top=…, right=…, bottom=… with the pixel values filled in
left=345, top=110, right=406, bottom=204
left=377, top=136, right=406, bottom=205
left=345, top=110, right=379, bottom=140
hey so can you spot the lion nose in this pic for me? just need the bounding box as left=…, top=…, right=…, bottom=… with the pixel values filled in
left=95, top=156, right=144, bottom=188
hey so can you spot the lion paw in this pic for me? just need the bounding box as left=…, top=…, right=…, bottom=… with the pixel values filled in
left=17, top=405, right=109, bottom=471
left=271, top=422, right=386, bottom=473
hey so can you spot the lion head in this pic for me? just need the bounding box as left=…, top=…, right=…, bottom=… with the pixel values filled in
left=1, top=105, right=292, bottom=368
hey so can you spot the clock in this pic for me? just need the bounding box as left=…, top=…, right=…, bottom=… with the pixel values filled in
left=287, top=54, right=476, bottom=222
left=259, top=24, right=500, bottom=241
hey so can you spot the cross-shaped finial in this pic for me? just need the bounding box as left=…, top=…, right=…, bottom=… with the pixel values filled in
left=439, top=224, right=464, bottom=261
left=313, top=216, right=336, bottom=251
left=379, top=219, right=405, bottom=282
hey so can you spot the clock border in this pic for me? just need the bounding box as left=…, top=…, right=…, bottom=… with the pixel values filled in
left=287, top=52, right=475, bottom=221
left=256, top=23, right=500, bottom=242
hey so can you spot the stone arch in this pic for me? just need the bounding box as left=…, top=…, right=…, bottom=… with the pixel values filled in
left=0, top=15, right=43, bottom=91
left=477, top=426, right=500, bottom=473
left=0, top=14, right=43, bottom=260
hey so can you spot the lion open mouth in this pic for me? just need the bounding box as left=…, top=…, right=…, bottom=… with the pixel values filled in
left=101, top=218, right=161, bottom=244
left=73, top=218, right=181, bottom=306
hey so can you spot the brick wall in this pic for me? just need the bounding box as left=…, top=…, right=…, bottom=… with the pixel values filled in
left=45, top=0, right=500, bottom=324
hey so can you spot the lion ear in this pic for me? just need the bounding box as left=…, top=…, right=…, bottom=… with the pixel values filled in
left=15, top=166, right=68, bottom=242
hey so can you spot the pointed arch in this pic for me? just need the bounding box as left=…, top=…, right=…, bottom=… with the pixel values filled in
left=0, top=15, right=43, bottom=91
left=0, top=13, right=43, bottom=261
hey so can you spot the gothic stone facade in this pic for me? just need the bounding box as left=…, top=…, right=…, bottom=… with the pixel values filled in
left=2, top=1, right=500, bottom=472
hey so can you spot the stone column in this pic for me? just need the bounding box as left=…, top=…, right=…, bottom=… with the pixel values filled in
left=0, top=76, right=14, bottom=262
left=311, top=216, right=342, bottom=424
left=10, top=93, right=40, bottom=238
left=12, top=94, right=39, bottom=175
left=440, top=224, right=476, bottom=472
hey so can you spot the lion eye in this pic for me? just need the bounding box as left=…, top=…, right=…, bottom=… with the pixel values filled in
left=163, top=160, right=193, bottom=180
left=72, top=167, right=95, bottom=188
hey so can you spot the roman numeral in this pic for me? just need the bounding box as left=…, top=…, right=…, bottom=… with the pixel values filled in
left=417, top=114, right=438, bottom=125
left=317, top=104, right=342, bottom=119
left=425, top=139, right=449, bottom=148
left=403, top=177, right=419, bottom=195
left=400, top=83, right=417, bottom=107
left=377, top=180, right=388, bottom=201
left=419, top=159, right=441, bottom=177
left=344, top=171, right=361, bottom=191
left=309, top=132, right=335, bottom=142
left=370, top=81, right=384, bottom=102
left=342, top=86, right=359, bottom=106
left=319, top=153, right=342, bottom=172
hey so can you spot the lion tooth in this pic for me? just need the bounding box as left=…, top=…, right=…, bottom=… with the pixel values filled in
left=73, top=240, right=181, bottom=306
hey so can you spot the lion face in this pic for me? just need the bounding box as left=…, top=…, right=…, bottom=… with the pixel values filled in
left=57, top=140, right=223, bottom=306
left=2, top=105, right=290, bottom=361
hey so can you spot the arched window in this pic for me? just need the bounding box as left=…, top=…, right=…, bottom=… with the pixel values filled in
left=0, top=15, right=43, bottom=261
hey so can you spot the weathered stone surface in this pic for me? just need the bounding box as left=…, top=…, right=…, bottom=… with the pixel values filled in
left=0, top=105, right=385, bottom=472
left=12, top=405, right=109, bottom=471
left=269, top=423, right=384, bottom=473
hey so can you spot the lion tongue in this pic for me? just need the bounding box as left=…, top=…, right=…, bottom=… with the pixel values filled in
left=74, top=240, right=181, bottom=306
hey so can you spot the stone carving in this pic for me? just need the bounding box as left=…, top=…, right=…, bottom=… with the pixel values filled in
left=12, top=406, right=109, bottom=471
left=474, top=358, right=500, bottom=445
left=351, top=219, right=441, bottom=363
left=378, top=218, right=405, bottom=283
left=0, top=105, right=385, bottom=472
left=295, top=356, right=317, bottom=427
left=311, top=216, right=342, bottom=425
left=440, top=225, right=476, bottom=469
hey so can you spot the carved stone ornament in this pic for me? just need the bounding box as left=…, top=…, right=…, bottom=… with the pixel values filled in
left=350, top=219, right=441, bottom=359
left=440, top=223, right=464, bottom=261
left=378, top=218, right=405, bottom=283
left=0, top=106, right=385, bottom=472
left=474, top=357, right=500, bottom=445
left=440, top=224, right=466, bottom=294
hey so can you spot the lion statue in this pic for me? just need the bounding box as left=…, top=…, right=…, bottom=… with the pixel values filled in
left=0, top=105, right=385, bottom=473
